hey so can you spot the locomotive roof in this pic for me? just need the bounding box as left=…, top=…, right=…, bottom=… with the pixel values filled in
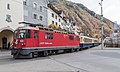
left=18, top=27, right=39, bottom=30
left=17, top=26, right=75, bottom=35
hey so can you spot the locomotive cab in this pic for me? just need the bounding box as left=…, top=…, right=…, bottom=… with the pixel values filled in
left=13, top=29, right=31, bottom=48
left=11, top=28, right=39, bottom=58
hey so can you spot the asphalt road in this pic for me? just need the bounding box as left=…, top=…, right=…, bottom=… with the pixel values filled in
left=1, top=46, right=120, bottom=72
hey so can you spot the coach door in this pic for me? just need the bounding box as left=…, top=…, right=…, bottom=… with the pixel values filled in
left=33, top=31, right=39, bottom=47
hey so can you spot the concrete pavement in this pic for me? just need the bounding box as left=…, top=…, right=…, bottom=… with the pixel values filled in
left=50, top=45, right=120, bottom=72
left=0, top=50, right=77, bottom=72
left=1, top=46, right=120, bottom=72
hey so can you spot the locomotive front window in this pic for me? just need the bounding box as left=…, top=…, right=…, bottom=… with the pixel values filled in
left=14, top=30, right=18, bottom=38
left=19, top=30, right=30, bottom=38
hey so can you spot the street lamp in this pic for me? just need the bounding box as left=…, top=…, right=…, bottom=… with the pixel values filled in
left=99, top=0, right=104, bottom=49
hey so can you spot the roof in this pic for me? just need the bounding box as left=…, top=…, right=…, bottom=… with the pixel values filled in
left=48, top=4, right=63, bottom=18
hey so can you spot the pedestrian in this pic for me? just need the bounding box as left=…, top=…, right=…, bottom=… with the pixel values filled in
left=8, top=42, right=10, bottom=49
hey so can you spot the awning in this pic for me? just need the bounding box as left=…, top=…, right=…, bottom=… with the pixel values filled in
left=0, top=27, right=14, bottom=32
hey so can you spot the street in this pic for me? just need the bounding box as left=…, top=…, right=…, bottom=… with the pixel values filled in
left=1, top=46, right=120, bottom=72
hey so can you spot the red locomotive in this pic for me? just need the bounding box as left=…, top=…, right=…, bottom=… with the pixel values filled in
left=11, top=24, right=80, bottom=58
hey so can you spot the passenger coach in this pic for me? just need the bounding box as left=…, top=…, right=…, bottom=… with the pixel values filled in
left=79, top=35, right=99, bottom=48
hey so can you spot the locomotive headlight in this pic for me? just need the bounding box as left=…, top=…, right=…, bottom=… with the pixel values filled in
left=21, top=43, right=24, bottom=46
left=20, top=40, right=24, bottom=42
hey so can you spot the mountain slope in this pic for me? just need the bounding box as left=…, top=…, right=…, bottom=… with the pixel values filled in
left=48, top=0, right=114, bottom=37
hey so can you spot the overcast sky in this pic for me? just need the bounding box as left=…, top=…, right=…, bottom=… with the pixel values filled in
left=71, top=0, right=120, bottom=24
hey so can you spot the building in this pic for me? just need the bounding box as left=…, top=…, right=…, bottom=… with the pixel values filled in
left=47, top=4, right=80, bottom=35
left=23, top=0, right=49, bottom=26
left=0, top=0, right=23, bottom=49
left=0, top=0, right=49, bottom=49
left=47, top=4, right=65, bottom=29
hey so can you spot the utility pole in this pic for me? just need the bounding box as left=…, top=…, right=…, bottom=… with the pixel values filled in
left=99, top=0, right=104, bottom=49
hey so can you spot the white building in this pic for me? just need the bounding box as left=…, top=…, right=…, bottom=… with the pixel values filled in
left=72, top=25, right=80, bottom=35
left=47, top=5, right=64, bottom=29
left=0, top=0, right=23, bottom=49
left=47, top=5, right=80, bottom=35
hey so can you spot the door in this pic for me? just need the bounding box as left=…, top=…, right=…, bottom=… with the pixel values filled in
left=2, top=37, right=7, bottom=49
left=33, top=31, right=39, bottom=47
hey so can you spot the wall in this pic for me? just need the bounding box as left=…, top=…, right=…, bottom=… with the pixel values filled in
left=0, top=0, right=24, bottom=30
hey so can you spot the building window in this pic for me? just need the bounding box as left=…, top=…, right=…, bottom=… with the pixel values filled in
left=59, top=19, right=61, bottom=22
left=69, top=36, right=74, bottom=40
left=40, top=6, right=42, bottom=12
left=56, top=22, right=58, bottom=26
left=33, top=14, right=37, bottom=19
left=52, top=13, right=54, bottom=18
left=33, top=3, right=37, bottom=9
left=55, top=15, right=57, bottom=19
left=52, top=21, right=54, bottom=24
left=39, top=16, right=43, bottom=21
left=45, top=32, right=53, bottom=39
left=7, top=4, right=10, bottom=10
left=23, top=0, right=27, bottom=5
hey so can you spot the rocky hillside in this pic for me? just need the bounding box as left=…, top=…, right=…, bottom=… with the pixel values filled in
left=48, top=0, right=115, bottom=37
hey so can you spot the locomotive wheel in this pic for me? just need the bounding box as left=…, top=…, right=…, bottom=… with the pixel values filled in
left=29, top=52, right=34, bottom=58
left=42, top=51, right=48, bottom=57
left=37, top=52, right=42, bottom=57
left=70, top=49, right=74, bottom=53
left=48, top=50, right=52, bottom=55
left=76, top=48, right=79, bottom=52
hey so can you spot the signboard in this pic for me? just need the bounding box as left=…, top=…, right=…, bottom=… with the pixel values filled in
left=114, top=21, right=118, bottom=33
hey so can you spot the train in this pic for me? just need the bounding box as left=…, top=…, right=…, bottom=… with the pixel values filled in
left=11, top=26, right=100, bottom=59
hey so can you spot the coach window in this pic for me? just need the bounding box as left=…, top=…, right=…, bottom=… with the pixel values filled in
left=69, top=36, right=74, bottom=40
left=80, top=37, right=83, bottom=42
left=34, top=32, right=38, bottom=38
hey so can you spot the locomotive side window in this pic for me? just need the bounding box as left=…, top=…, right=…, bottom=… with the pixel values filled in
left=19, top=30, right=30, bottom=38
left=45, top=32, right=53, bottom=39
left=76, top=36, right=79, bottom=41
left=26, top=30, right=30, bottom=38
left=34, top=32, right=38, bottom=38
left=69, top=36, right=74, bottom=40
